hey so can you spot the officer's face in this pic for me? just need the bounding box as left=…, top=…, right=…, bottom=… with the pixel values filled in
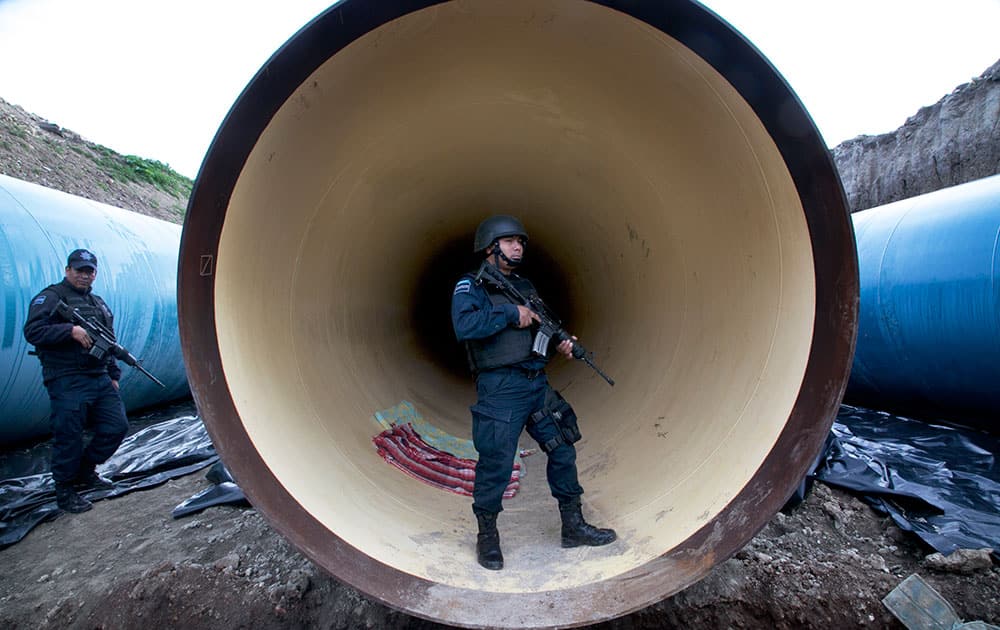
left=491, top=236, right=525, bottom=272
left=65, top=265, right=97, bottom=290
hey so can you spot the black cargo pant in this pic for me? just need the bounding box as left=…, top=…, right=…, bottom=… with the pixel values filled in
left=46, top=373, right=128, bottom=485
left=470, top=367, right=583, bottom=515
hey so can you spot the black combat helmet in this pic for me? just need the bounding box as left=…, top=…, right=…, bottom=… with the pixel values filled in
left=473, top=215, right=529, bottom=252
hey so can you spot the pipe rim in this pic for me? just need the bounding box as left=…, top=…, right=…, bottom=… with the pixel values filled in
left=178, top=1, right=858, bottom=626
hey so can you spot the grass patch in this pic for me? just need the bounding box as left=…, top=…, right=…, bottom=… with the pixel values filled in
left=94, top=146, right=193, bottom=199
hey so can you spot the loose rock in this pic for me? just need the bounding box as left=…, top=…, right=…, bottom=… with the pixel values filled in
left=923, top=548, right=995, bottom=575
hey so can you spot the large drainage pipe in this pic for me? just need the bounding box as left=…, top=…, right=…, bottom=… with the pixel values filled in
left=0, top=174, right=190, bottom=445
left=179, top=2, right=858, bottom=627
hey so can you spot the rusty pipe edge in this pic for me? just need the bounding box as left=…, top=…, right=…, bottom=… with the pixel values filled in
left=178, top=1, right=858, bottom=627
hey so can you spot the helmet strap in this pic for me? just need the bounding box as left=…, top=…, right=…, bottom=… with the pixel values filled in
left=490, top=240, right=521, bottom=269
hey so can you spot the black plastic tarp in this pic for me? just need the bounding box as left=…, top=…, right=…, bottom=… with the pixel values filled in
left=0, top=412, right=217, bottom=548
left=171, top=460, right=248, bottom=518
left=814, top=405, right=1000, bottom=560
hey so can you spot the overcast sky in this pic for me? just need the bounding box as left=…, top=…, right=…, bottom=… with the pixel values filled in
left=0, top=0, right=996, bottom=178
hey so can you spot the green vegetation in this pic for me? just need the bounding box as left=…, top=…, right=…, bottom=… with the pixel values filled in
left=94, top=146, right=193, bottom=199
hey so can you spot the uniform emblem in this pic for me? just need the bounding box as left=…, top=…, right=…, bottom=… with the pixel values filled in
left=32, top=295, right=47, bottom=305
left=454, top=279, right=472, bottom=295
left=80, top=251, right=93, bottom=260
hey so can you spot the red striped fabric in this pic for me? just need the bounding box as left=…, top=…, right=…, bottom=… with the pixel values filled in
left=373, top=423, right=520, bottom=498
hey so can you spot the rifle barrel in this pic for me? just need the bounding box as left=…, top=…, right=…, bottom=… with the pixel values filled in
left=582, top=355, right=615, bottom=386
left=136, top=364, right=166, bottom=388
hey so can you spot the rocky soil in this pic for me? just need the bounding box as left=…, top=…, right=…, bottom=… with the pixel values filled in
left=2, top=58, right=999, bottom=629
left=0, top=97, right=189, bottom=223
left=832, top=58, right=1000, bottom=212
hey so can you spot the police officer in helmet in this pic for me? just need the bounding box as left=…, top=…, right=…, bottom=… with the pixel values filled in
left=451, top=215, right=616, bottom=570
left=23, top=249, right=129, bottom=514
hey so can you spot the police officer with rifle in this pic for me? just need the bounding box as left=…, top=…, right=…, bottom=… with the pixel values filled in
left=23, top=249, right=156, bottom=514
left=451, top=215, right=617, bottom=571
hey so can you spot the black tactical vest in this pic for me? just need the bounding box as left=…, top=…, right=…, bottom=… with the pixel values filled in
left=464, top=273, right=540, bottom=372
left=35, top=281, right=114, bottom=379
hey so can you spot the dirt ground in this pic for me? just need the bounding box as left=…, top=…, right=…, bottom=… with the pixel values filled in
left=1, top=404, right=997, bottom=629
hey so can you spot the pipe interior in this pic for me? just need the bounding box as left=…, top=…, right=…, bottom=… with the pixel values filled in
left=213, top=2, right=816, bottom=593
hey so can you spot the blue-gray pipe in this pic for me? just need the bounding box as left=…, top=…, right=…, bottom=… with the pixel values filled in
left=0, top=174, right=190, bottom=445
left=848, top=174, right=1000, bottom=429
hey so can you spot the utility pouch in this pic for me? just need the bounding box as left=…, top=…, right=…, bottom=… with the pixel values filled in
left=529, top=389, right=581, bottom=453
left=549, top=390, right=581, bottom=445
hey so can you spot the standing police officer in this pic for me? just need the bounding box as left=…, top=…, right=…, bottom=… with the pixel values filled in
left=23, top=249, right=128, bottom=514
left=451, top=215, right=616, bottom=570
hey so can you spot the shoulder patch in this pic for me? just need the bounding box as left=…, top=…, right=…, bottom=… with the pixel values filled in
left=32, top=294, right=47, bottom=306
left=453, top=279, right=472, bottom=295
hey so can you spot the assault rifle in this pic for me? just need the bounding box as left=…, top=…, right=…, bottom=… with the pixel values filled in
left=55, top=300, right=166, bottom=388
left=474, top=262, right=615, bottom=386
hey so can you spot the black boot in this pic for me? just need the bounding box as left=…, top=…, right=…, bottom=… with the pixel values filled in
left=72, top=467, right=114, bottom=492
left=559, top=500, right=616, bottom=548
left=55, top=484, right=93, bottom=514
left=475, top=512, right=504, bottom=570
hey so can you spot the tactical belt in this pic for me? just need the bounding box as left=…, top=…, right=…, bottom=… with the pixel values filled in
left=482, top=365, right=545, bottom=380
